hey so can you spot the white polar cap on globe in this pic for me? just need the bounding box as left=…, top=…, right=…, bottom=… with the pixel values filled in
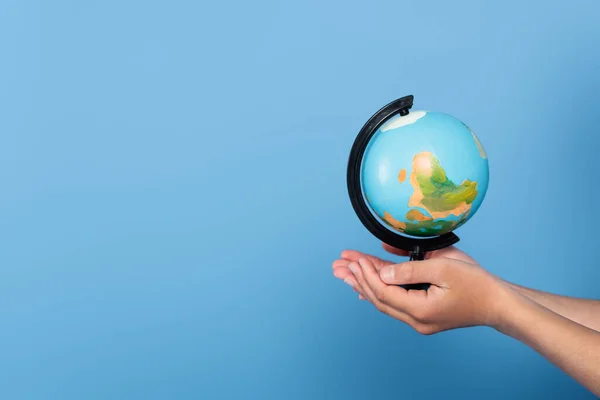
left=380, top=110, right=427, bottom=132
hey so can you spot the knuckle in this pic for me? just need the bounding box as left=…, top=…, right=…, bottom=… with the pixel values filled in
left=413, top=324, right=426, bottom=334
left=400, top=262, right=415, bottom=282
left=406, top=263, right=416, bottom=281
left=437, top=259, right=450, bottom=273
left=415, top=324, right=436, bottom=336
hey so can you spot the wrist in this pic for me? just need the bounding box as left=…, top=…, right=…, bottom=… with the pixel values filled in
left=491, top=283, right=543, bottom=336
left=486, top=281, right=531, bottom=333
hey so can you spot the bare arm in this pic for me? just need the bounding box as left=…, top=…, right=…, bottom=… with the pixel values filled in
left=507, top=282, right=600, bottom=332
left=497, top=290, right=600, bottom=396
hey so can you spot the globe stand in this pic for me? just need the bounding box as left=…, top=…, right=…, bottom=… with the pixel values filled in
left=346, top=95, right=460, bottom=291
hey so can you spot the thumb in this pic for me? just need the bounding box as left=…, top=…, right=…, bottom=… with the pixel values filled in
left=379, top=259, right=445, bottom=285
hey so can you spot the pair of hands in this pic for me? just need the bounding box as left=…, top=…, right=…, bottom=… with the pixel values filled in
left=332, top=243, right=514, bottom=334
left=334, top=244, right=600, bottom=396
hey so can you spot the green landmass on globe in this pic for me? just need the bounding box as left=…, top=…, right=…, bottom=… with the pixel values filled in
left=381, top=151, right=479, bottom=236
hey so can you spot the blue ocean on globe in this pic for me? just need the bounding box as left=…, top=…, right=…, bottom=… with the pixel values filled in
left=361, top=110, right=489, bottom=237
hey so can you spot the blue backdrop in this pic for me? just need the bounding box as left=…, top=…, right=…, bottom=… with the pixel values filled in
left=2, top=0, right=599, bottom=398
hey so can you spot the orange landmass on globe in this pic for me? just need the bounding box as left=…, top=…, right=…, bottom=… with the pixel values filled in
left=383, top=211, right=406, bottom=230
left=405, top=209, right=430, bottom=221
left=408, top=152, right=477, bottom=219
left=398, top=169, right=406, bottom=183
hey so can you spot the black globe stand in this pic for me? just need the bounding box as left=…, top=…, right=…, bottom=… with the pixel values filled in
left=347, top=95, right=460, bottom=291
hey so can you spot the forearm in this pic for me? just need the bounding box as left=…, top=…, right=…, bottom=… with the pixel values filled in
left=507, top=282, right=600, bottom=332
left=497, top=290, right=600, bottom=396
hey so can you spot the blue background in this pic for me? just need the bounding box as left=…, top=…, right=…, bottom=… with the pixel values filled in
left=1, top=0, right=599, bottom=398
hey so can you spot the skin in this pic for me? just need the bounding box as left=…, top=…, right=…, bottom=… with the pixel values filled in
left=332, top=243, right=600, bottom=396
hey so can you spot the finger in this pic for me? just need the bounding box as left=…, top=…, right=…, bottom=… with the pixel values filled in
left=332, top=259, right=349, bottom=269
left=337, top=263, right=368, bottom=298
left=333, top=266, right=353, bottom=280
left=382, top=243, right=410, bottom=257
left=341, top=250, right=383, bottom=264
left=332, top=259, right=354, bottom=281
left=341, top=250, right=393, bottom=271
left=345, top=276, right=357, bottom=287
left=348, top=261, right=377, bottom=302
left=350, top=278, right=369, bottom=300
left=342, top=275, right=360, bottom=292
left=379, top=259, right=446, bottom=286
left=356, top=259, right=421, bottom=324
left=359, top=257, right=400, bottom=303
left=358, top=257, right=415, bottom=310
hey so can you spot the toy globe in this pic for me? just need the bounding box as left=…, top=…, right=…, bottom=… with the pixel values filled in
left=347, top=95, right=489, bottom=262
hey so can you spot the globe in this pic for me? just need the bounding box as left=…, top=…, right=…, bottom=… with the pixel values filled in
left=361, top=110, right=489, bottom=238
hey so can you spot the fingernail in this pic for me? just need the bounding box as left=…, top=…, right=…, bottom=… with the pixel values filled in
left=380, top=266, right=394, bottom=281
left=344, top=278, right=354, bottom=287
left=348, top=262, right=359, bottom=274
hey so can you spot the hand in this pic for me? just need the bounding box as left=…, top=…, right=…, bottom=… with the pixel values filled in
left=332, top=244, right=513, bottom=334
